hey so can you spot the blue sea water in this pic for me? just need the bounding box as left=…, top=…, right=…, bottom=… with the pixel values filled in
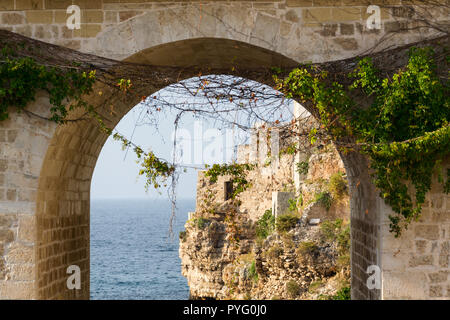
left=90, top=198, right=195, bottom=300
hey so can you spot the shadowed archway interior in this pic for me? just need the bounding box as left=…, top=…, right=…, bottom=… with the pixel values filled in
left=34, top=37, right=303, bottom=299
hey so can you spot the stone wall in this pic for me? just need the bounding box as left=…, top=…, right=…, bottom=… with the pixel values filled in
left=0, top=92, right=56, bottom=299
left=0, top=0, right=448, bottom=300
left=379, top=156, right=450, bottom=299
left=180, top=121, right=353, bottom=299
left=0, top=85, right=133, bottom=299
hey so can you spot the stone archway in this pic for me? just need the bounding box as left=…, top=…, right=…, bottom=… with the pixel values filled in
left=0, top=0, right=448, bottom=300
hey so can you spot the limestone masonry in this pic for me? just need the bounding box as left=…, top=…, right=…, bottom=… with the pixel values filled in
left=0, top=0, right=449, bottom=299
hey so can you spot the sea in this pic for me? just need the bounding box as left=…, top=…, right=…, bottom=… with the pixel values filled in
left=90, top=198, right=195, bottom=300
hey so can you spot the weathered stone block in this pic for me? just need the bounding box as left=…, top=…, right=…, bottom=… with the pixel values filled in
left=382, top=271, right=427, bottom=299
left=409, top=255, right=433, bottom=267
left=26, top=11, right=53, bottom=24
left=18, top=214, right=35, bottom=243
left=73, top=24, right=102, bottom=38
left=6, top=189, right=17, bottom=201
left=0, top=0, right=14, bottom=11
left=5, top=243, right=34, bottom=264
left=415, top=225, right=440, bottom=240
left=340, top=23, right=355, bottom=35
left=319, top=24, right=338, bottom=36
left=284, top=9, right=299, bottom=23
left=333, top=38, right=358, bottom=50
left=384, top=20, right=409, bottom=33
left=429, top=285, right=443, bottom=297
left=0, top=228, right=14, bottom=242
left=73, top=0, right=103, bottom=9
left=428, top=271, right=448, bottom=283
left=14, top=25, right=33, bottom=37
left=272, top=191, right=295, bottom=218
left=81, top=10, right=104, bottom=24
left=332, top=7, right=362, bottom=22
left=16, top=0, right=44, bottom=10
left=44, top=0, right=71, bottom=9
left=0, top=281, right=35, bottom=299
left=286, top=0, right=313, bottom=7
left=1, top=13, right=25, bottom=25
left=303, top=8, right=332, bottom=23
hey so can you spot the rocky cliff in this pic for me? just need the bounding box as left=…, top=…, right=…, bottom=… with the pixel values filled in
left=179, top=124, right=351, bottom=300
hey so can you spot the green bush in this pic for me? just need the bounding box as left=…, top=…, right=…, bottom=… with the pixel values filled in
left=332, top=287, right=351, bottom=300
left=320, top=218, right=343, bottom=241
left=266, top=244, right=283, bottom=260
left=179, top=231, right=187, bottom=242
left=195, top=217, right=209, bottom=229
left=320, top=218, right=351, bottom=270
left=276, top=214, right=299, bottom=233
left=248, top=261, right=258, bottom=283
left=296, top=161, right=309, bottom=175
left=288, top=198, right=298, bottom=213
left=314, top=191, right=333, bottom=210
left=328, top=172, right=348, bottom=200
left=256, top=209, right=275, bottom=239
left=308, top=280, right=323, bottom=293
left=336, top=225, right=350, bottom=254
left=298, top=241, right=319, bottom=255
left=286, top=280, right=300, bottom=298
left=320, top=218, right=350, bottom=254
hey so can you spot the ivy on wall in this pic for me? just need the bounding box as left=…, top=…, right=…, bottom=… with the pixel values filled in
left=277, top=47, right=450, bottom=236
left=204, top=163, right=256, bottom=199
left=0, top=46, right=96, bottom=123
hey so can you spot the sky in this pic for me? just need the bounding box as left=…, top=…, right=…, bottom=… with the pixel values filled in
left=90, top=77, right=295, bottom=200
left=90, top=100, right=242, bottom=200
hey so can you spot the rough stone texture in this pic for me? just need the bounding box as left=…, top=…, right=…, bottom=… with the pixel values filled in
left=380, top=155, right=450, bottom=299
left=0, top=0, right=448, bottom=300
left=0, top=1, right=446, bottom=63
left=179, top=122, right=352, bottom=299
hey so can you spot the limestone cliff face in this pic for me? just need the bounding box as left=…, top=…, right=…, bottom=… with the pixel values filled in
left=179, top=125, right=351, bottom=300
left=179, top=212, right=350, bottom=300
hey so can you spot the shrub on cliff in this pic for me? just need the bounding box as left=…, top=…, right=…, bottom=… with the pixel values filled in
left=247, top=261, right=258, bottom=283
left=286, top=280, right=300, bottom=298
left=256, top=209, right=275, bottom=239
left=298, top=241, right=319, bottom=255
left=179, top=231, right=187, bottom=242
left=320, top=218, right=350, bottom=253
left=332, top=286, right=351, bottom=300
left=265, top=244, right=283, bottom=260
left=276, top=214, right=299, bottom=233
left=194, top=217, right=210, bottom=229
left=328, top=172, right=348, bottom=200
left=320, top=218, right=351, bottom=271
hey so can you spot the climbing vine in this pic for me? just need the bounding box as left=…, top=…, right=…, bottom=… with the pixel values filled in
left=277, top=46, right=450, bottom=236
left=0, top=47, right=175, bottom=194
left=0, top=46, right=96, bottom=123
